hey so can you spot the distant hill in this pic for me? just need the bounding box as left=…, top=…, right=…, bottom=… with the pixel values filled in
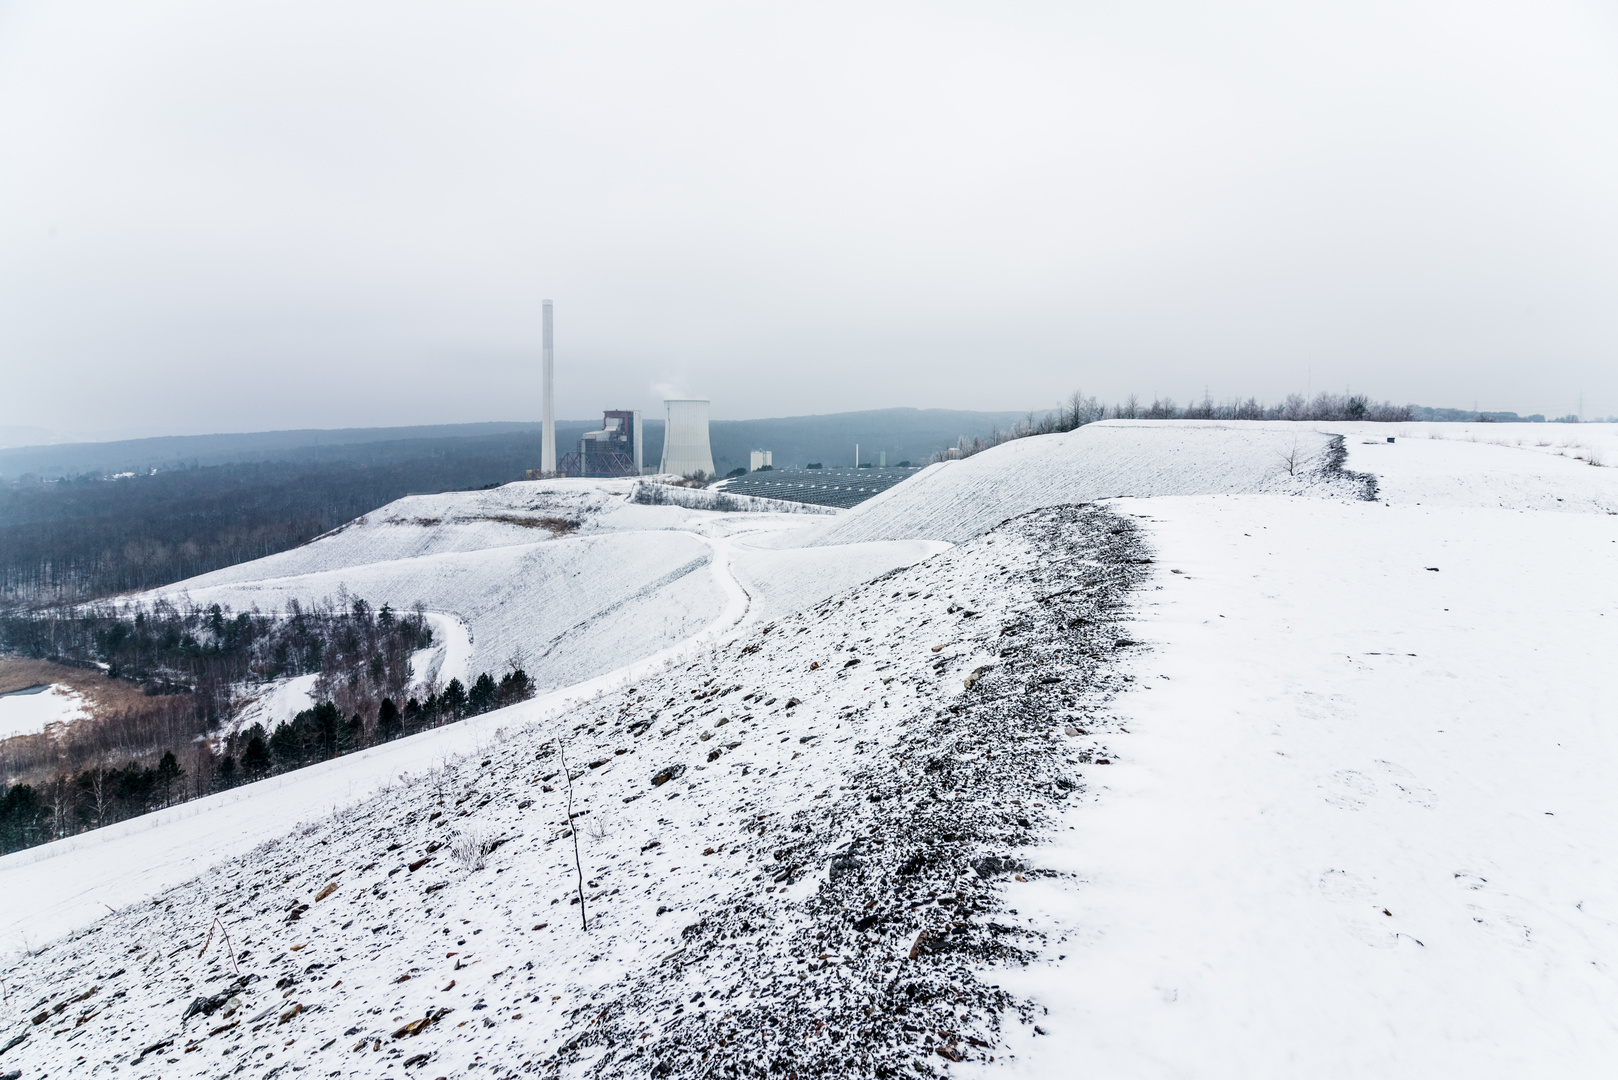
left=0, top=408, right=1032, bottom=481
left=0, top=408, right=1032, bottom=605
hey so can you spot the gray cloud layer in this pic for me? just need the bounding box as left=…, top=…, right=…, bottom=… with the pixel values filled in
left=2, top=0, right=1616, bottom=438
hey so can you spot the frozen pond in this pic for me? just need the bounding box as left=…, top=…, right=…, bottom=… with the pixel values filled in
left=0, top=682, right=89, bottom=739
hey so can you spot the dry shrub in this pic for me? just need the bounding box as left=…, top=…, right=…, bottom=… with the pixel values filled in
left=482, top=515, right=580, bottom=535
left=451, top=828, right=493, bottom=872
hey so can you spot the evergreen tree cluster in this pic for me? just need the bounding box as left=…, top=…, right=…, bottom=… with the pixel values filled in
left=0, top=750, right=184, bottom=854
left=211, top=669, right=533, bottom=788
left=0, top=666, right=534, bottom=854
left=0, top=595, right=452, bottom=854
left=0, top=594, right=432, bottom=731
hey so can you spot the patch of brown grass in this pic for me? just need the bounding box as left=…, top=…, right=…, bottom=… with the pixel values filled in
left=0, top=657, right=151, bottom=713
left=482, top=515, right=580, bottom=535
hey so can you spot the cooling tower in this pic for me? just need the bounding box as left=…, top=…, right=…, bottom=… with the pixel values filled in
left=659, top=399, right=716, bottom=478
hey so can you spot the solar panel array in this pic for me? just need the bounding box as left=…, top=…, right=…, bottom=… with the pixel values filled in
left=719, top=466, right=922, bottom=509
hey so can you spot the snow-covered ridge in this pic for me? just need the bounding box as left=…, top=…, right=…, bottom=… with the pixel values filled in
left=800, top=421, right=1370, bottom=546
left=1336, top=421, right=1618, bottom=513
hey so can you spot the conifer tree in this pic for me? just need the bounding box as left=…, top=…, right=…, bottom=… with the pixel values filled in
left=378, top=697, right=402, bottom=741
left=241, top=734, right=271, bottom=778
left=156, top=751, right=184, bottom=806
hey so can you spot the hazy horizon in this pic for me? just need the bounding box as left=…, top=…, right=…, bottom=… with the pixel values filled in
left=4, top=1, right=1616, bottom=436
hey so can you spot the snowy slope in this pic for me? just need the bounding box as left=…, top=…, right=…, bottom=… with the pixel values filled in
left=0, top=499, right=950, bottom=957
left=1337, top=423, right=1618, bottom=513
left=729, top=537, right=953, bottom=626
left=4, top=428, right=1616, bottom=1079
left=139, top=479, right=914, bottom=694
left=0, top=506, right=1143, bottom=1080
left=993, top=494, right=1618, bottom=1078
left=172, top=480, right=643, bottom=589
left=225, top=674, right=318, bottom=739
left=157, top=532, right=726, bottom=690
left=801, top=421, right=1369, bottom=546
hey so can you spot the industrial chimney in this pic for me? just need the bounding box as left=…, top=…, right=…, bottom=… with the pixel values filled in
left=659, top=399, right=716, bottom=479
left=540, top=299, right=556, bottom=475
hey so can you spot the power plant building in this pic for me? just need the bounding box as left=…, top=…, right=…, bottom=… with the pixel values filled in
left=659, top=399, right=716, bottom=478
left=559, top=410, right=643, bottom=478
left=749, top=450, right=772, bottom=471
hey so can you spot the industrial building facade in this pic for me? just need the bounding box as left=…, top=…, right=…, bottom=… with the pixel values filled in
left=558, top=410, right=644, bottom=478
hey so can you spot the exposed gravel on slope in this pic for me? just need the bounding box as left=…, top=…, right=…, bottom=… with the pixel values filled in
left=553, top=505, right=1147, bottom=1079
left=0, top=505, right=1146, bottom=1080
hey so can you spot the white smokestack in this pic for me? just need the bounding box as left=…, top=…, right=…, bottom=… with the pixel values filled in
left=541, top=299, right=555, bottom=475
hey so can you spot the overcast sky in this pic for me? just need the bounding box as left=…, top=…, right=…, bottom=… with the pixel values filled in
left=2, top=0, right=1616, bottom=440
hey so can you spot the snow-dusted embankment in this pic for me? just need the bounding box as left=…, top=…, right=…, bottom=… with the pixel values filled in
left=630, top=480, right=838, bottom=515
left=1338, top=423, right=1618, bottom=513
left=801, top=421, right=1369, bottom=546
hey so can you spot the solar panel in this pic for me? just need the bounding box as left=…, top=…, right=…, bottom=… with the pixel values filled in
left=718, top=466, right=922, bottom=508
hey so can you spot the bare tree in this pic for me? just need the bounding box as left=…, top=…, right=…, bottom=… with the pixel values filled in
left=1279, top=438, right=1304, bottom=477
left=87, top=763, right=111, bottom=828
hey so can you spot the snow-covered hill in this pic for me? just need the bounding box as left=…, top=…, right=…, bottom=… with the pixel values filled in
left=140, top=479, right=937, bottom=695
left=0, top=504, right=1146, bottom=1079
left=799, top=422, right=1370, bottom=546
left=990, top=493, right=1618, bottom=1078
left=3, top=423, right=1616, bottom=1079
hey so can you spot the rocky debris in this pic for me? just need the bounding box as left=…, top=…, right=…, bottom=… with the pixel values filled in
left=650, top=764, right=687, bottom=786
left=131, top=1037, right=173, bottom=1063
left=181, top=983, right=242, bottom=1022
left=545, top=504, right=1146, bottom=1078
left=393, top=1007, right=453, bottom=1038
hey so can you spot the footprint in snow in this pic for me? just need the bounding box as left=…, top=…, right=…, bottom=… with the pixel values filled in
left=1453, top=870, right=1533, bottom=948
left=1323, top=769, right=1377, bottom=810
left=1318, top=869, right=1398, bottom=949
left=1375, top=760, right=1437, bottom=808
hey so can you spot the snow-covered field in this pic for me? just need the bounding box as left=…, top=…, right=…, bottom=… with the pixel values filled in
left=998, top=495, right=1618, bottom=1077
left=1332, top=421, right=1618, bottom=513
left=2, top=423, right=1615, bottom=1079
left=0, top=683, right=90, bottom=740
